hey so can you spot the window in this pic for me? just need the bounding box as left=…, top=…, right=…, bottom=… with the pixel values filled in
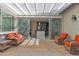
left=0, top=10, right=14, bottom=32
left=18, top=18, right=28, bottom=34
left=18, top=18, right=29, bottom=38
left=2, top=17, right=14, bottom=31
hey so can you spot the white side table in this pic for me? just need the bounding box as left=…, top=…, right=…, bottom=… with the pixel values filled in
left=37, top=31, right=45, bottom=40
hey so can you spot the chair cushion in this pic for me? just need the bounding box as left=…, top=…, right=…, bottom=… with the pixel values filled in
left=60, top=32, right=68, bottom=39
left=15, top=33, right=24, bottom=40
left=64, top=41, right=71, bottom=47
left=74, top=35, right=79, bottom=42
left=7, top=33, right=15, bottom=39
left=6, top=32, right=24, bottom=45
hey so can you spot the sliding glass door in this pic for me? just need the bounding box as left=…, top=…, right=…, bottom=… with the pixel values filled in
left=51, top=19, right=61, bottom=38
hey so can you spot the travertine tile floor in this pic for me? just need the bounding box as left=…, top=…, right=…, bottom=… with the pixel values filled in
left=0, top=40, right=72, bottom=56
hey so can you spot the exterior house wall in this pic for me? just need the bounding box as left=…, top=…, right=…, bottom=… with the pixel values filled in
left=62, top=4, right=79, bottom=39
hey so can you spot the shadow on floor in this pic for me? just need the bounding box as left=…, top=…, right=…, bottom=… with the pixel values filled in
left=71, top=51, right=79, bottom=56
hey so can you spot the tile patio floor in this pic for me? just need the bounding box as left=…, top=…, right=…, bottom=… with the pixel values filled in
left=0, top=40, right=72, bottom=56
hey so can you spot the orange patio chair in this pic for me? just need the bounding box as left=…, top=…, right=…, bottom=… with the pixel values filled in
left=54, top=32, right=68, bottom=45
left=6, top=32, right=24, bottom=46
left=64, top=35, right=79, bottom=54
left=14, top=33, right=24, bottom=45
left=7, top=33, right=15, bottom=39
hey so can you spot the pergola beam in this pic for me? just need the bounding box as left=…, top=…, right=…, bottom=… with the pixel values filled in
left=24, top=3, right=31, bottom=15
left=34, top=3, right=37, bottom=15
left=49, top=3, right=56, bottom=14
left=42, top=3, right=46, bottom=15
left=53, top=3, right=66, bottom=15
left=14, top=3, right=24, bottom=15
left=16, top=15, right=62, bottom=18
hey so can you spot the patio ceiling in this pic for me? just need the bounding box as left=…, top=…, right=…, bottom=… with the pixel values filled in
left=0, top=3, right=72, bottom=16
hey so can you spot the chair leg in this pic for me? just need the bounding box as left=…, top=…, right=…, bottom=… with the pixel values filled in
left=58, top=39, right=63, bottom=45
left=70, top=45, right=75, bottom=54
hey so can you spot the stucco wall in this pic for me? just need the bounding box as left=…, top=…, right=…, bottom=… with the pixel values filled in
left=62, top=4, right=79, bottom=39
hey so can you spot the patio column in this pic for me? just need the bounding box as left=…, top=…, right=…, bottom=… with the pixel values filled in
left=49, top=19, right=52, bottom=40
left=28, top=19, right=30, bottom=38
left=14, top=17, right=18, bottom=32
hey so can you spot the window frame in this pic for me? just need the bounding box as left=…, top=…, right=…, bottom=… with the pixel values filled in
left=0, top=9, right=14, bottom=32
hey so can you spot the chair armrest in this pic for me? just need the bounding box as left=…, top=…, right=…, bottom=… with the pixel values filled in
left=54, top=37, right=59, bottom=40
left=71, top=41, right=79, bottom=44
left=71, top=41, right=79, bottom=47
left=64, top=39, right=74, bottom=42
